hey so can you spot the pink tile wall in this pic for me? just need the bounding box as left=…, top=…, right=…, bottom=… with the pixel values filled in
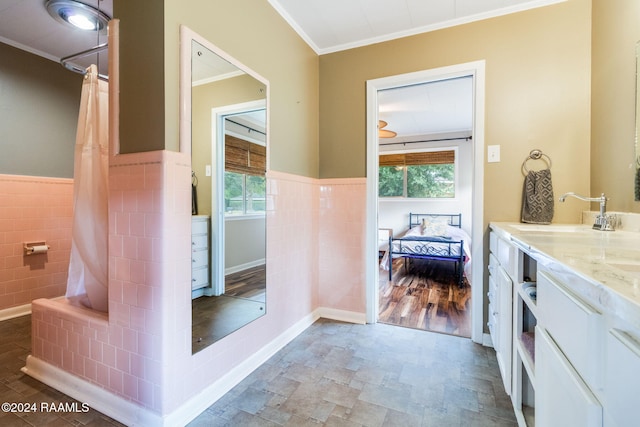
left=318, top=178, right=367, bottom=313
left=169, top=170, right=321, bottom=412
left=0, top=174, right=73, bottom=311
left=28, top=160, right=367, bottom=418
left=30, top=150, right=190, bottom=413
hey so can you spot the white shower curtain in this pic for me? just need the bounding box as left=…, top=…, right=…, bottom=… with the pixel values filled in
left=66, top=64, right=109, bottom=312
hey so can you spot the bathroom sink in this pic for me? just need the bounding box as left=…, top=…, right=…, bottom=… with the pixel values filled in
left=509, top=224, right=590, bottom=233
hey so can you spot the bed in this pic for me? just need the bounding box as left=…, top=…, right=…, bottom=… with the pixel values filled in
left=381, top=213, right=471, bottom=287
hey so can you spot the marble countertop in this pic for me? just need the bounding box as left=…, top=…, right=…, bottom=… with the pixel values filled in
left=490, top=222, right=640, bottom=328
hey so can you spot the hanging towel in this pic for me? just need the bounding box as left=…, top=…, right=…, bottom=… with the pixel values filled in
left=635, top=167, right=640, bottom=202
left=521, top=168, right=554, bottom=224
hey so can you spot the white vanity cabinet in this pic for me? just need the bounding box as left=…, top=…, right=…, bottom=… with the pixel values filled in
left=488, top=233, right=516, bottom=396
left=602, top=326, right=640, bottom=426
left=536, top=325, right=602, bottom=427
left=191, top=216, right=210, bottom=294
left=489, top=222, right=640, bottom=427
left=535, top=270, right=603, bottom=427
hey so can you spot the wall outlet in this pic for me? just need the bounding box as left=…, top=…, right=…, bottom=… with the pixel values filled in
left=487, top=145, right=500, bottom=163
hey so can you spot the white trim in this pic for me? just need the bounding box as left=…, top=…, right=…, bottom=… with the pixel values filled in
left=365, top=61, right=486, bottom=345
left=22, top=356, right=162, bottom=427
left=192, top=70, right=245, bottom=87
left=177, top=309, right=322, bottom=425
left=0, top=296, right=66, bottom=321
left=0, top=303, right=32, bottom=321
left=225, top=259, right=266, bottom=276
left=22, top=306, right=365, bottom=426
left=211, top=100, right=267, bottom=296
left=483, top=333, right=494, bottom=348
left=267, top=0, right=566, bottom=55
left=316, top=308, right=366, bottom=325
left=0, top=36, right=60, bottom=64
left=225, top=214, right=266, bottom=221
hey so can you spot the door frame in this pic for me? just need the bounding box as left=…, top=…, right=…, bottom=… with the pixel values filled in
left=365, top=60, right=486, bottom=344
left=210, top=100, right=267, bottom=296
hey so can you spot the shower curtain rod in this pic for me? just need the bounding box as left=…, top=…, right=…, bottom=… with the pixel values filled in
left=226, top=118, right=266, bottom=136
left=60, top=42, right=109, bottom=80
left=379, top=136, right=472, bottom=146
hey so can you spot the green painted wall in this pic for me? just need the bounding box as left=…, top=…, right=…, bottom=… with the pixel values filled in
left=0, top=42, right=81, bottom=178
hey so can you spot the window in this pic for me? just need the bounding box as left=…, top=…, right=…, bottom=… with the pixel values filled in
left=224, top=134, right=266, bottom=216
left=224, top=172, right=266, bottom=215
left=379, top=150, right=456, bottom=198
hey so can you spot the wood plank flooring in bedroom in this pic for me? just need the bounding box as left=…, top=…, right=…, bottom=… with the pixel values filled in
left=379, top=258, right=471, bottom=337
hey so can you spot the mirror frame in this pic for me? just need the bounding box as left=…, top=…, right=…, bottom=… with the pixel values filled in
left=180, top=25, right=270, bottom=352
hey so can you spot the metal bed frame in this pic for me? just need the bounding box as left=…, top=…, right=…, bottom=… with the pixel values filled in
left=387, top=213, right=466, bottom=286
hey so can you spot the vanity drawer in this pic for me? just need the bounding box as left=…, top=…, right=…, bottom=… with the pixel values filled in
left=191, top=234, right=208, bottom=249
left=538, top=270, right=603, bottom=389
left=191, top=249, right=208, bottom=269
left=536, top=326, right=602, bottom=427
left=192, top=266, right=209, bottom=290
left=489, top=232, right=498, bottom=254
left=192, top=218, right=208, bottom=235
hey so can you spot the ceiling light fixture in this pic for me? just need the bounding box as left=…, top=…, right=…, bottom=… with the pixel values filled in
left=46, top=0, right=110, bottom=33
left=378, top=120, right=397, bottom=138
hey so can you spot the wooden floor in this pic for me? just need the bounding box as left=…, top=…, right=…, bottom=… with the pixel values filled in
left=192, top=265, right=266, bottom=353
left=379, top=257, right=471, bottom=337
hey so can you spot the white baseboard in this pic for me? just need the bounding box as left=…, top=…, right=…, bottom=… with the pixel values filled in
left=168, top=309, right=321, bottom=426
left=169, top=308, right=364, bottom=425
left=482, top=332, right=493, bottom=348
left=20, top=307, right=365, bottom=426
left=21, top=355, right=162, bottom=427
left=225, top=259, right=265, bottom=276
left=317, top=307, right=366, bottom=324
left=0, top=297, right=65, bottom=321
left=0, top=303, right=32, bottom=321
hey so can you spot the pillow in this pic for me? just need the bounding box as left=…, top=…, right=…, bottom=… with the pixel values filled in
left=421, top=218, right=450, bottom=237
left=404, top=224, right=423, bottom=237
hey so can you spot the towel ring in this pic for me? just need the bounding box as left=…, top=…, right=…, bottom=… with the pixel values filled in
left=522, top=149, right=552, bottom=174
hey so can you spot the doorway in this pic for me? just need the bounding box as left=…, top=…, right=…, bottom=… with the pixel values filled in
left=365, top=61, right=486, bottom=344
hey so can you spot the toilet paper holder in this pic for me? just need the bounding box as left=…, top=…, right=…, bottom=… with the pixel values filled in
left=24, top=241, right=49, bottom=256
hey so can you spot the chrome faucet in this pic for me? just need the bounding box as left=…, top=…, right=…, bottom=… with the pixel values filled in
left=559, top=192, right=615, bottom=231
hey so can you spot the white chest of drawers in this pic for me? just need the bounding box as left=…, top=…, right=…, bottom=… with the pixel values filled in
left=191, top=216, right=210, bottom=292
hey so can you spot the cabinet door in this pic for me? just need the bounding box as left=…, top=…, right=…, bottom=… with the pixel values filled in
left=536, top=326, right=602, bottom=427
left=603, top=329, right=640, bottom=427
left=488, top=273, right=499, bottom=347
left=495, top=264, right=512, bottom=396
left=538, top=271, right=602, bottom=389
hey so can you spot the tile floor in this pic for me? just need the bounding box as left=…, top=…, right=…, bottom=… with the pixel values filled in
left=0, top=315, right=516, bottom=426
left=0, top=315, right=124, bottom=427
left=189, top=318, right=517, bottom=426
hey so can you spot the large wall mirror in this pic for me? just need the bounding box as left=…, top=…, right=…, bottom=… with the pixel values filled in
left=181, top=27, right=268, bottom=354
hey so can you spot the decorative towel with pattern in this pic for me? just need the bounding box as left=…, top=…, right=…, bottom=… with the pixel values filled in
left=635, top=167, right=640, bottom=201
left=521, top=168, right=554, bottom=224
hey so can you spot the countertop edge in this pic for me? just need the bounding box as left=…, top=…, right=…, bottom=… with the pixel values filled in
left=489, top=222, right=640, bottom=330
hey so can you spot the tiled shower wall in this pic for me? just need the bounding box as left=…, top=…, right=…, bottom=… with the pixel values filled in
left=24, top=159, right=368, bottom=418
left=0, top=174, right=73, bottom=312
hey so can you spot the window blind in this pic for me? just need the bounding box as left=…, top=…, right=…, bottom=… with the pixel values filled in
left=379, top=150, right=454, bottom=167
left=225, top=135, right=266, bottom=175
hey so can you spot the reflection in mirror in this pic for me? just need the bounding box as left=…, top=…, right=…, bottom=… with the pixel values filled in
left=185, top=33, right=268, bottom=354
left=636, top=42, right=640, bottom=201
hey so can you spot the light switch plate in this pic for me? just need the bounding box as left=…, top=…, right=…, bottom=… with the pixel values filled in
left=205, top=165, right=212, bottom=176
left=487, top=145, right=500, bottom=163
